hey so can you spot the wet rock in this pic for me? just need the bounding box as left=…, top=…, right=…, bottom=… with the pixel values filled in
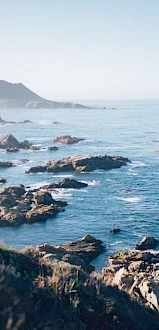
left=0, top=177, right=6, bottom=183
left=0, top=184, right=67, bottom=226
left=53, top=135, right=84, bottom=144
left=135, top=236, right=159, bottom=251
left=109, top=228, right=121, bottom=234
left=0, top=161, right=13, bottom=168
left=6, top=147, right=19, bottom=153
left=48, top=146, right=58, bottom=151
left=41, top=178, right=88, bottom=190
left=26, top=154, right=130, bottom=174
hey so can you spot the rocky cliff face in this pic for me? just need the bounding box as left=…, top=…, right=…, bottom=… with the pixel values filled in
left=0, top=80, right=88, bottom=109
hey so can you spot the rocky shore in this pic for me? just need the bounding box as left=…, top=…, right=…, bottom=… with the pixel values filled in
left=1, top=236, right=159, bottom=330
left=103, top=236, right=159, bottom=312
left=26, top=154, right=130, bottom=174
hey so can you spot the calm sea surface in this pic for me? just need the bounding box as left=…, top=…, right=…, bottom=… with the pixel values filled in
left=0, top=100, right=159, bottom=271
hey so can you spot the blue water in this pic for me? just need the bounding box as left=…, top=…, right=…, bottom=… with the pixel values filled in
left=0, top=100, right=159, bottom=272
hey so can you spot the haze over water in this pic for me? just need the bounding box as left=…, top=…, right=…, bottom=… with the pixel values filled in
left=0, top=100, right=159, bottom=271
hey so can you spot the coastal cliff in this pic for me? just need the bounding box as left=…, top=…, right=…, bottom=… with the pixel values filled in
left=0, top=80, right=88, bottom=109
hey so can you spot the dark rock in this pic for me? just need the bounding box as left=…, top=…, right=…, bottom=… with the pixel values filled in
left=27, top=155, right=130, bottom=174
left=53, top=135, right=84, bottom=144
left=0, top=161, right=13, bottom=168
left=41, top=178, right=88, bottom=190
left=0, top=177, right=6, bottom=183
left=48, top=146, right=58, bottom=151
left=109, top=228, right=121, bottom=234
left=135, top=236, right=159, bottom=251
left=26, top=165, right=47, bottom=174
left=6, top=147, right=19, bottom=153
left=19, top=140, right=32, bottom=149
left=47, top=155, right=130, bottom=173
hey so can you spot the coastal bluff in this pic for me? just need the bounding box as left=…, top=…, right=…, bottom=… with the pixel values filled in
left=0, top=80, right=89, bottom=109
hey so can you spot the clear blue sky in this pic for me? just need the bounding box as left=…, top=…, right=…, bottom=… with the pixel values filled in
left=0, top=0, right=159, bottom=100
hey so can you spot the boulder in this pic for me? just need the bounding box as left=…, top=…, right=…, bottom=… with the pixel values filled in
left=0, top=177, right=6, bottom=183
left=0, top=161, right=13, bottom=168
left=135, top=236, right=159, bottom=250
left=48, top=146, right=58, bottom=151
left=53, top=135, right=84, bottom=144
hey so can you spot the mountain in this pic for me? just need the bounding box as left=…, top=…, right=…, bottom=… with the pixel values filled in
left=0, top=80, right=88, bottom=109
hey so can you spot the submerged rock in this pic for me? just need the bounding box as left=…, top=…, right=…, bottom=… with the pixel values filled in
left=26, top=154, right=130, bottom=174
left=109, top=228, right=121, bottom=234
left=53, top=135, right=84, bottom=144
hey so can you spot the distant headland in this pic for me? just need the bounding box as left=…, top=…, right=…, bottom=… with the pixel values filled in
left=0, top=80, right=88, bottom=109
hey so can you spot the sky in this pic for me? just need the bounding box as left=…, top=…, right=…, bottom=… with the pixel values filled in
left=0, top=0, right=159, bottom=100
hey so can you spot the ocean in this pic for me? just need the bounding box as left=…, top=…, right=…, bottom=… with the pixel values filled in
left=0, top=99, right=159, bottom=271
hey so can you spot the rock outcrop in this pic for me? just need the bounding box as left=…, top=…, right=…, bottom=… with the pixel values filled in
left=26, top=154, right=130, bottom=174
left=0, top=161, right=13, bottom=168
left=24, top=234, right=105, bottom=273
left=0, top=134, right=32, bottom=149
left=53, top=135, right=84, bottom=144
left=0, top=185, right=67, bottom=226
left=40, top=178, right=88, bottom=190
left=103, top=236, right=159, bottom=312
left=135, top=236, right=159, bottom=251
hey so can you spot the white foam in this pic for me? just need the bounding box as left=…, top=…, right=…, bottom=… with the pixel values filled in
left=130, top=161, right=147, bottom=167
left=82, top=180, right=100, bottom=186
left=51, top=189, right=72, bottom=199
left=115, top=196, right=141, bottom=203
